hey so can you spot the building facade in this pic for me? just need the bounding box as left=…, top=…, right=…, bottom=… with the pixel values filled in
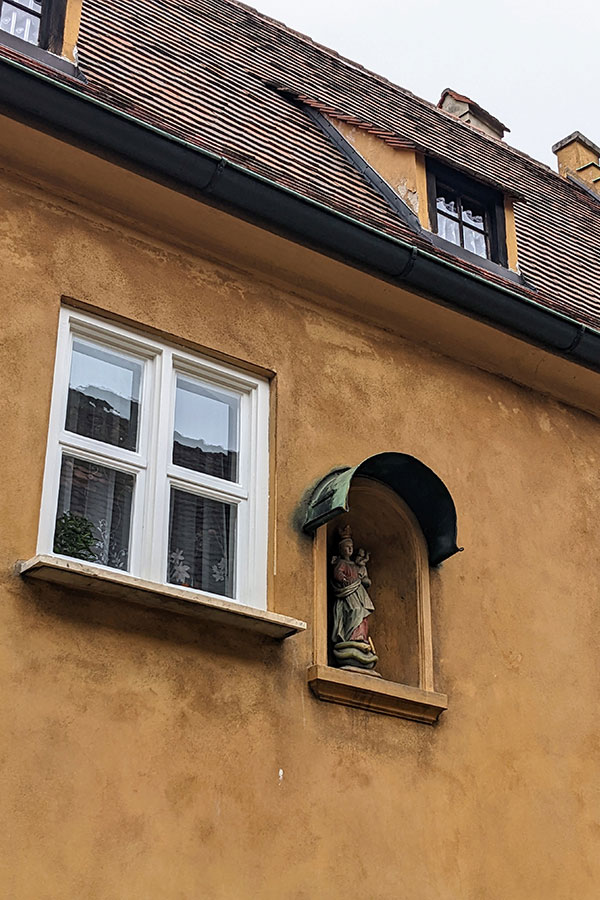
left=1, top=1, right=600, bottom=897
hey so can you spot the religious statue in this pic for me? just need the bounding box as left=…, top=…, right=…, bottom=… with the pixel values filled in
left=330, top=525, right=379, bottom=674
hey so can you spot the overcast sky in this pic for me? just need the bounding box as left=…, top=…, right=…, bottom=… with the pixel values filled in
left=251, top=0, right=598, bottom=169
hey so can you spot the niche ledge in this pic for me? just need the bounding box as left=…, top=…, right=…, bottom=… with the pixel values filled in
left=18, top=555, right=306, bottom=640
left=307, top=665, right=447, bottom=724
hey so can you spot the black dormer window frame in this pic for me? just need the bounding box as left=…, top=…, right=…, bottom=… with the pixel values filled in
left=0, top=0, right=67, bottom=54
left=0, top=0, right=77, bottom=75
left=427, top=160, right=508, bottom=268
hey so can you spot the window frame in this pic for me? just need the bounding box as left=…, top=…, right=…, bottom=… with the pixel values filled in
left=0, top=0, right=65, bottom=50
left=37, top=308, right=270, bottom=610
left=0, top=0, right=79, bottom=76
left=426, top=161, right=508, bottom=267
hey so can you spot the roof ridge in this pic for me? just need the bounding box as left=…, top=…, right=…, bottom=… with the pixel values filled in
left=225, top=0, right=598, bottom=200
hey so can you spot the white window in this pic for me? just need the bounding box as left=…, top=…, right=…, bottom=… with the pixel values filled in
left=37, top=308, right=270, bottom=608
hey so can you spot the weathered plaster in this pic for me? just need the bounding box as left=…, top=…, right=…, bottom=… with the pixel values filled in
left=333, top=119, right=422, bottom=217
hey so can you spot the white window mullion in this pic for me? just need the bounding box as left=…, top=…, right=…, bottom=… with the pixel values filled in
left=233, top=389, right=251, bottom=604
left=146, top=348, right=174, bottom=585
left=166, top=467, right=247, bottom=502
left=58, top=432, right=147, bottom=470
left=125, top=348, right=154, bottom=577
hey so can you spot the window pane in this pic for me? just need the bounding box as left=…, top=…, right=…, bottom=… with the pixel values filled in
left=437, top=213, right=460, bottom=245
left=0, top=3, right=40, bottom=43
left=436, top=189, right=458, bottom=218
left=54, top=455, right=134, bottom=570
left=168, top=489, right=236, bottom=598
left=173, top=375, right=239, bottom=481
left=462, top=203, right=486, bottom=230
left=464, top=227, right=488, bottom=258
left=65, top=340, right=142, bottom=451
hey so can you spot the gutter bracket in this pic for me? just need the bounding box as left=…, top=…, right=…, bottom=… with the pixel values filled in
left=200, top=157, right=227, bottom=194
left=394, top=245, right=418, bottom=280
left=562, top=324, right=586, bottom=355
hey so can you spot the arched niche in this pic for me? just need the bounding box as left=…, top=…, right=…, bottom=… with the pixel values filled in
left=325, top=477, right=428, bottom=688
left=304, top=452, right=460, bottom=568
left=303, top=453, right=460, bottom=722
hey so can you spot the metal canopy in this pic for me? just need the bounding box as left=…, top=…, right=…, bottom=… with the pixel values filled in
left=303, top=452, right=460, bottom=566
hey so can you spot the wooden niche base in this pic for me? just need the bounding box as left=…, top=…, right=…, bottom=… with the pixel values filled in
left=307, top=665, right=448, bottom=724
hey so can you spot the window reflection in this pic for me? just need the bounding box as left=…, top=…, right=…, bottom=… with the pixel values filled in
left=65, top=340, right=142, bottom=451
left=173, top=375, right=239, bottom=482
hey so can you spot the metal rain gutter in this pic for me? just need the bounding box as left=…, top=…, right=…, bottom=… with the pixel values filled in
left=1, top=54, right=599, bottom=373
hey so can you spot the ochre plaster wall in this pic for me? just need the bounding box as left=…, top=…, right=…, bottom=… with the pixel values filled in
left=555, top=139, right=598, bottom=176
left=61, top=0, right=84, bottom=62
left=2, top=163, right=600, bottom=900
left=332, top=118, right=429, bottom=226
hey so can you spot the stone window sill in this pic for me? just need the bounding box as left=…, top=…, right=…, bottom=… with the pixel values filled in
left=307, top=665, right=447, bottom=724
left=18, top=555, right=306, bottom=640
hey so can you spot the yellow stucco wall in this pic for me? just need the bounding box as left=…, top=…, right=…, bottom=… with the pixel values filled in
left=333, top=118, right=428, bottom=225
left=2, top=133, right=600, bottom=899
left=555, top=139, right=598, bottom=176
left=504, top=197, right=520, bottom=271
left=61, top=0, right=84, bottom=62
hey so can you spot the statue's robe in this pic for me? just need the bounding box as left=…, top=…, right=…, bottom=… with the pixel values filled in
left=331, top=559, right=375, bottom=644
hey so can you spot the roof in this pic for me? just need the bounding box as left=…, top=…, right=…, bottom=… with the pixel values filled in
left=1, top=0, right=599, bottom=329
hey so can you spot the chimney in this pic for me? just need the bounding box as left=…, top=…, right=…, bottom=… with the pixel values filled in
left=437, top=88, right=509, bottom=141
left=552, top=132, right=600, bottom=194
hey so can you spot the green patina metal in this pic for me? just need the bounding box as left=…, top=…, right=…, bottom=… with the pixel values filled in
left=302, top=452, right=461, bottom=567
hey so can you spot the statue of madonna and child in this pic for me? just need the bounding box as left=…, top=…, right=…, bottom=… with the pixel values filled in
left=330, top=524, right=380, bottom=675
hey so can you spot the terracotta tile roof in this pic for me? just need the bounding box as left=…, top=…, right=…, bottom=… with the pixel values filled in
left=2, top=0, right=599, bottom=327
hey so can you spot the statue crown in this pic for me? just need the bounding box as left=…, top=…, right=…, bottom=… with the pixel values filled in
left=337, top=524, right=353, bottom=546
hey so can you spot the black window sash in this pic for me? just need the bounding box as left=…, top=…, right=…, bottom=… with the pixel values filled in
left=427, top=161, right=508, bottom=266
left=38, top=0, right=66, bottom=53
left=436, top=184, right=490, bottom=257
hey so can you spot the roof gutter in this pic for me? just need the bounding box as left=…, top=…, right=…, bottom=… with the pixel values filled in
left=1, top=55, right=599, bottom=372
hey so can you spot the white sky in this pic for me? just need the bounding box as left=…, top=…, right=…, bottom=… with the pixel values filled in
left=251, top=0, right=598, bottom=169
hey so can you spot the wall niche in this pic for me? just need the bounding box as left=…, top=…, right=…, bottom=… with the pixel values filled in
left=303, top=452, right=460, bottom=724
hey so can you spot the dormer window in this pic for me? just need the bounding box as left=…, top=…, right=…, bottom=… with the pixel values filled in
left=1, top=0, right=42, bottom=46
left=0, top=0, right=80, bottom=75
left=427, top=161, right=508, bottom=267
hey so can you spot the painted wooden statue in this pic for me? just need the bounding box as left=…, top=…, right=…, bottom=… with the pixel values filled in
left=330, top=525, right=379, bottom=674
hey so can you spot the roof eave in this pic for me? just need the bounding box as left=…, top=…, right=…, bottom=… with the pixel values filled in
left=0, top=54, right=598, bottom=375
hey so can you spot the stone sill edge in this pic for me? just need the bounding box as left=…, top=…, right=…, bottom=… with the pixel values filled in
left=307, top=664, right=448, bottom=724
left=18, top=555, right=307, bottom=640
